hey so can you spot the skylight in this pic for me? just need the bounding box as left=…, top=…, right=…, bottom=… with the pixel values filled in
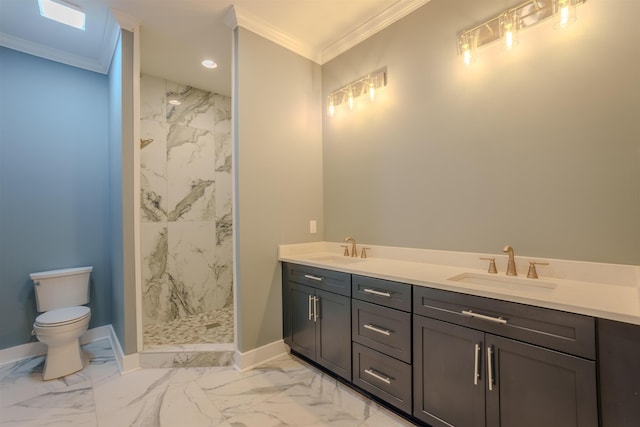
left=38, top=0, right=86, bottom=30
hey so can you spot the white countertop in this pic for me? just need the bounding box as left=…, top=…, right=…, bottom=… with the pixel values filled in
left=278, top=242, right=640, bottom=326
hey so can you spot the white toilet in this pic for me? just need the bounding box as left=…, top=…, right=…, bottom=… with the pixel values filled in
left=30, top=266, right=93, bottom=380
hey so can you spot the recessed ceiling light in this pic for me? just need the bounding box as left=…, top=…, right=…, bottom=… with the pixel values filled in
left=168, top=99, right=181, bottom=106
left=201, top=59, right=218, bottom=69
left=38, top=0, right=86, bottom=30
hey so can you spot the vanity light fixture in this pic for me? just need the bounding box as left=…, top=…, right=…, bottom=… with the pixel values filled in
left=327, top=68, right=387, bottom=117
left=201, top=59, right=218, bottom=69
left=38, top=0, right=85, bottom=30
left=457, top=0, right=586, bottom=65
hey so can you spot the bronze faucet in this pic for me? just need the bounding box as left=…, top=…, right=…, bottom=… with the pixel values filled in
left=503, top=245, right=517, bottom=276
left=344, top=237, right=358, bottom=257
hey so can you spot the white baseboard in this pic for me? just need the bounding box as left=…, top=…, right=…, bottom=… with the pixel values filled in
left=107, top=325, right=139, bottom=374
left=0, top=325, right=113, bottom=367
left=233, top=339, right=287, bottom=371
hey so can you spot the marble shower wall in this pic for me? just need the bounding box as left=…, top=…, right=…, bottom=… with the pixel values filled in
left=140, top=74, right=233, bottom=329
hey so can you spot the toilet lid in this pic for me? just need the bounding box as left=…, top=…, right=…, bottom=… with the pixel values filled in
left=35, top=306, right=90, bottom=327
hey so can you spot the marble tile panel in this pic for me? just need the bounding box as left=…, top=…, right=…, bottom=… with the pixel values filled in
left=166, top=83, right=215, bottom=131
left=166, top=222, right=221, bottom=315
left=140, top=222, right=169, bottom=325
left=166, top=125, right=215, bottom=222
left=141, top=74, right=166, bottom=122
left=140, top=119, right=168, bottom=222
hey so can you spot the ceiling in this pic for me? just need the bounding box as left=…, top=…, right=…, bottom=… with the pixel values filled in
left=0, top=0, right=429, bottom=96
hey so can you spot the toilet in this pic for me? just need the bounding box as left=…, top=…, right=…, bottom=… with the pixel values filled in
left=30, top=266, right=93, bottom=380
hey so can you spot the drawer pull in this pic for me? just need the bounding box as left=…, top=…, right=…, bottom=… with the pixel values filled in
left=487, top=346, right=495, bottom=392
left=363, top=288, right=392, bottom=298
left=364, top=368, right=392, bottom=384
left=364, top=324, right=392, bottom=336
left=462, top=310, right=507, bottom=325
left=304, top=274, right=323, bottom=281
left=473, top=343, right=481, bottom=386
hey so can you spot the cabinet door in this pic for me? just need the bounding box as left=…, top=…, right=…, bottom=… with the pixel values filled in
left=413, top=315, right=485, bottom=427
left=316, top=288, right=351, bottom=381
left=486, top=334, right=597, bottom=427
left=288, top=282, right=316, bottom=360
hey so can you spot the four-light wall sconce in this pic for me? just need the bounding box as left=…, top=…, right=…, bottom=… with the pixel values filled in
left=327, top=68, right=387, bottom=117
left=457, top=0, right=586, bottom=65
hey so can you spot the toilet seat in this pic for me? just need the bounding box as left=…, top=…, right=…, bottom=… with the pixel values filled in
left=35, top=306, right=90, bottom=327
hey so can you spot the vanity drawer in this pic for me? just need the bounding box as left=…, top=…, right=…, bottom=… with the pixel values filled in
left=353, top=342, right=412, bottom=414
left=284, top=262, right=351, bottom=296
left=352, top=275, right=411, bottom=311
left=413, top=286, right=596, bottom=359
left=352, top=300, right=411, bottom=363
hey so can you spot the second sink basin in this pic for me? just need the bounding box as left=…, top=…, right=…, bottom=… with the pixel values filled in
left=448, top=272, right=557, bottom=292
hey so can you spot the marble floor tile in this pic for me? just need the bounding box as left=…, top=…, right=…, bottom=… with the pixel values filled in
left=0, top=339, right=417, bottom=427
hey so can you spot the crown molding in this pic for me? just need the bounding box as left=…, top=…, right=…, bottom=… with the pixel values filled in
left=0, top=31, right=107, bottom=73
left=0, top=8, right=130, bottom=74
left=230, top=5, right=320, bottom=63
left=227, top=0, right=430, bottom=65
left=320, top=0, right=431, bottom=63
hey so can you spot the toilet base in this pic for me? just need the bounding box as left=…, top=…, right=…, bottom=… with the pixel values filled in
left=42, top=338, right=85, bottom=380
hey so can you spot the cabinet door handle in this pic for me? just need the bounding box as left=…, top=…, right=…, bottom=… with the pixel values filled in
left=364, top=324, right=392, bottom=336
left=364, top=368, right=392, bottom=384
left=304, top=274, right=323, bottom=281
left=474, top=343, right=481, bottom=386
left=313, top=296, right=318, bottom=322
left=308, top=295, right=313, bottom=320
left=487, top=346, right=494, bottom=391
left=363, top=288, right=392, bottom=297
left=462, top=310, right=507, bottom=325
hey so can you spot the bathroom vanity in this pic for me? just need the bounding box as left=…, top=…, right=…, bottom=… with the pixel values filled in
left=280, top=243, right=640, bottom=427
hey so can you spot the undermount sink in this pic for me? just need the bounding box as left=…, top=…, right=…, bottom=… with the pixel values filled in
left=310, top=255, right=366, bottom=264
left=447, top=272, right=557, bottom=292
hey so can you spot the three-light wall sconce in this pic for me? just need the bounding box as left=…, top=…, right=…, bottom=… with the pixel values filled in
left=457, top=0, right=586, bottom=65
left=327, top=68, right=387, bottom=117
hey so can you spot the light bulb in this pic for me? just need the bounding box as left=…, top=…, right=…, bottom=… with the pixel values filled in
left=462, top=45, right=473, bottom=66
left=505, top=29, right=513, bottom=50
left=369, top=81, right=375, bottom=100
left=328, top=98, right=335, bottom=117
left=560, top=5, right=570, bottom=27
left=553, top=0, right=576, bottom=29
left=348, top=91, right=354, bottom=110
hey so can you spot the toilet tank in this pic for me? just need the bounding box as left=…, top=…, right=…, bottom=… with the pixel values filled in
left=30, top=266, right=93, bottom=312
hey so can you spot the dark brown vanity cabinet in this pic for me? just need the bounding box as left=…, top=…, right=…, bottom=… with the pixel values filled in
left=351, top=275, right=413, bottom=413
left=413, top=287, right=598, bottom=427
left=282, top=263, right=351, bottom=381
left=598, top=318, right=640, bottom=427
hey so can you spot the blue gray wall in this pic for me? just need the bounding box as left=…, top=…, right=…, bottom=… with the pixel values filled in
left=108, top=34, right=125, bottom=352
left=0, top=47, right=113, bottom=349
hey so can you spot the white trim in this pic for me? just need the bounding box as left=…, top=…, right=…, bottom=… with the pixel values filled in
left=227, top=0, right=430, bottom=65
left=320, top=0, right=431, bottom=63
left=0, top=325, right=112, bottom=367
left=109, top=324, right=140, bottom=374
left=232, top=6, right=320, bottom=63
left=0, top=31, right=107, bottom=73
left=233, top=340, right=287, bottom=372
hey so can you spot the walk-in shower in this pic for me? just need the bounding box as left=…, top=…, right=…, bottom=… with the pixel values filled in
left=139, top=74, right=233, bottom=363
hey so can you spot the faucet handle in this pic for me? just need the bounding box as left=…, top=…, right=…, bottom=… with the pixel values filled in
left=341, top=245, right=350, bottom=257
left=480, top=257, right=498, bottom=274
left=527, top=261, right=549, bottom=279
left=361, top=247, right=371, bottom=259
